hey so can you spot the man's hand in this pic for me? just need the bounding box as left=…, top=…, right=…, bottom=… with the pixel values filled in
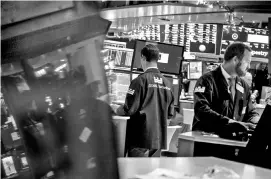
left=236, top=121, right=256, bottom=130
left=241, top=122, right=256, bottom=130
left=229, top=119, right=256, bottom=130
left=110, top=104, right=126, bottom=116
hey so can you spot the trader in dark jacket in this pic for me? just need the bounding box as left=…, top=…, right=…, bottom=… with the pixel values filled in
left=113, top=44, right=175, bottom=157
left=193, top=42, right=259, bottom=134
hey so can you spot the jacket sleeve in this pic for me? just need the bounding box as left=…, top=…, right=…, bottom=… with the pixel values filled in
left=193, top=77, right=231, bottom=131
left=123, top=78, right=143, bottom=116
left=244, top=92, right=260, bottom=124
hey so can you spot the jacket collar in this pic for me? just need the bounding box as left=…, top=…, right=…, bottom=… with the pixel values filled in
left=144, top=68, right=160, bottom=74
left=214, top=66, right=228, bottom=89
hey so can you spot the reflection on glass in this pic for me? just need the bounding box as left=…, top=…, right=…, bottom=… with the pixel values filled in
left=1, top=36, right=118, bottom=179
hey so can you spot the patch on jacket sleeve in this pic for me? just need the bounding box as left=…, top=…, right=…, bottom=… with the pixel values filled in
left=127, top=88, right=135, bottom=95
left=194, top=86, right=206, bottom=93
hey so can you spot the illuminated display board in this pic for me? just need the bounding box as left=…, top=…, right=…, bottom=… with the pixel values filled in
left=164, top=23, right=217, bottom=54
left=220, top=25, right=269, bottom=59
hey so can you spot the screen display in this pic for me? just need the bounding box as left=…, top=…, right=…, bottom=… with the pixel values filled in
left=163, top=23, right=217, bottom=54
left=105, top=48, right=134, bottom=70
left=2, top=156, right=17, bottom=177
left=220, top=25, right=269, bottom=58
left=132, top=25, right=161, bottom=42
left=203, top=62, right=221, bottom=74
left=188, top=61, right=203, bottom=79
left=188, top=80, right=197, bottom=95
left=132, top=40, right=184, bottom=75
left=108, top=72, right=131, bottom=104
left=164, top=76, right=180, bottom=106
left=131, top=73, right=141, bottom=80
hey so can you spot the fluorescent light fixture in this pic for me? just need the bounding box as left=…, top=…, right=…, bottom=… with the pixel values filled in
left=35, top=69, right=46, bottom=77
left=55, top=64, right=67, bottom=72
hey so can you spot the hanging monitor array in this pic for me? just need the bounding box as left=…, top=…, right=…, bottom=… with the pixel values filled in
left=131, top=23, right=269, bottom=58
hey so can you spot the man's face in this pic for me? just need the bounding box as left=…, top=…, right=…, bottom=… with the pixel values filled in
left=235, top=49, right=251, bottom=77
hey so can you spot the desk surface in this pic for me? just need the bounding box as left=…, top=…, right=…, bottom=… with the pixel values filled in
left=118, top=157, right=271, bottom=179
left=179, top=131, right=247, bottom=147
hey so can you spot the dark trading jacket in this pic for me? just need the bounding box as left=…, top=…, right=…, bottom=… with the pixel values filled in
left=123, top=68, right=174, bottom=151
left=193, top=66, right=259, bottom=133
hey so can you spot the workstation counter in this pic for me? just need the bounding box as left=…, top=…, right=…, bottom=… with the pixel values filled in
left=177, top=131, right=248, bottom=162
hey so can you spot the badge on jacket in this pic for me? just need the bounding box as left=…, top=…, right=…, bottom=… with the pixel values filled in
left=236, top=84, right=244, bottom=94
left=194, top=86, right=205, bottom=93
left=242, top=107, right=247, bottom=114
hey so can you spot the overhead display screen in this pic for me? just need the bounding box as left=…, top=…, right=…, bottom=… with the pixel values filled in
left=220, top=25, right=269, bottom=59
left=163, top=23, right=218, bottom=54
left=136, top=25, right=161, bottom=42
left=134, top=23, right=218, bottom=54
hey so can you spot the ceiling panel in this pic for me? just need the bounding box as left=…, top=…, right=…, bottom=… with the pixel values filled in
left=107, top=12, right=271, bottom=32
left=100, top=3, right=227, bottom=20
left=100, top=3, right=271, bottom=32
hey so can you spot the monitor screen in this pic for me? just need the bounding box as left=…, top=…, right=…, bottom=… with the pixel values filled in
left=188, top=80, right=197, bottom=96
left=105, top=47, right=134, bottom=70
left=131, top=40, right=184, bottom=75
left=244, top=104, right=271, bottom=169
left=220, top=25, right=269, bottom=59
left=164, top=76, right=180, bottom=106
left=261, top=86, right=271, bottom=100
left=188, top=61, right=203, bottom=79
left=108, top=72, right=131, bottom=104
left=1, top=156, right=17, bottom=177
left=131, top=72, right=142, bottom=81
left=203, top=62, right=221, bottom=74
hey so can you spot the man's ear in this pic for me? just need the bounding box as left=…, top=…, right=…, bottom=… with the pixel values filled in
left=232, top=56, right=239, bottom=64
left=142, top=55, right=146, bottom=62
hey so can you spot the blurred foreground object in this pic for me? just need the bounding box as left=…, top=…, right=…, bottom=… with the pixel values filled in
left=1, top=1, right=119, bottom=179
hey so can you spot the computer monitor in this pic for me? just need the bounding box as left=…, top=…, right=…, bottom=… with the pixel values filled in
left=105, top=47, right=134, bottom=71
left=131, top=40, right=184, bottom=75
left=188, top=61, right=203, bottom=79
left=131, top=72, right=142, bottom=81
left=261, top=86, right=271, bottom=100
left=243, top=104, right=271, bottom=169
left=108, top=71, right=131, bottom=104
left=164, top=76, right=181, bottom=107
left=203, top=62, right=221, bottom=74
left=1, top=156, right=17, bottom=177
left=188, top=80, right=197, bottom=96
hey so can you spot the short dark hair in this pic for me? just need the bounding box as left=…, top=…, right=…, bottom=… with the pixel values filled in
left=224, top=42, right=251, bottom=62
left=141, top=44, right=160, bottom=62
